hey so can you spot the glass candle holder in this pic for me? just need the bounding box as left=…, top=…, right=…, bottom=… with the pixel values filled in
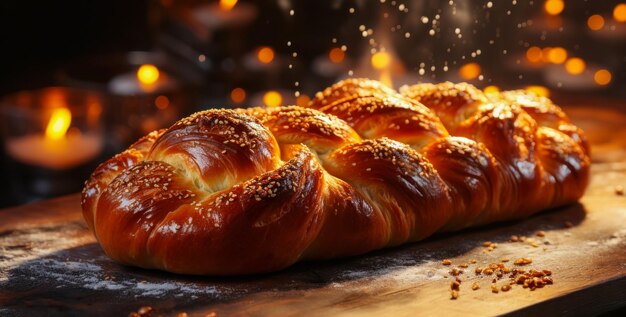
left=0, top=87, right=105, bottom=203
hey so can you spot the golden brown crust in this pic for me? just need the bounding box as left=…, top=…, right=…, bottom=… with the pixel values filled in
left=82, top=79, right=590, bottom=275
left=310, top=79, right=449, bottom=150
left=400, top=81, right=487, bottom=132
left=237, top=106, right=361, bottom=156
left=498, top=90, right=589, bottom=154
left=309, top=77, right=397, bottom=110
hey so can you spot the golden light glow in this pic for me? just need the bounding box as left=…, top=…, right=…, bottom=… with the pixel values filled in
left=526, top=46, right=543, bottom=63
left=525, top=86, right=550, bottom=98
left=296, top=95, right=311, bottom=107
left=45, top=108, right=72, bottom=140
left=614, top=3, right=626, bottom=22
left=547, top=47, right=567, bottom=64
left=458, top=63, right=481, bottom=80
left=565, top=58, right=586, bottom=75
left=155, top=95, right=170, bottom=109
left=219, top=0, right=238, bottom=11
left=587, top=15, right=605, bottom=31
left=546, top=15, right=563, bottom=29
left=137, top=64, right=160, bottom=85
left=371, top=51, right=391, bottom=70
left=483, top=85, right=500, bottom=96
left=230, top=87, right=246, bottom=103
left=257, top=47, right=275, bottom=64
left=328, top=48, right=345, bottom=64
left=86, top=97, right=103, bottom=125
left=544, top=0, right=564, bottom=16
left=379, top=69, right=393, bottom=88
left=594, top=69, right=612, bottom=85
left=541, top=47, right=552, bottom=63
left=263, top=91, right=282, bottom=107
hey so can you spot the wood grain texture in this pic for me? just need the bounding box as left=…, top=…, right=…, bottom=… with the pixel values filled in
left=1, top=102, right=625, bottom=317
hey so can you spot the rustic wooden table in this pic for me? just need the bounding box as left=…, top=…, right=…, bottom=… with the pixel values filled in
left=1, top=102, right=625, bottom=317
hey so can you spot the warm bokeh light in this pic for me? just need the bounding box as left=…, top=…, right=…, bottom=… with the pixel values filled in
left=546, top=15, right=564, bottom=29
left=263, top=91, right=282, bottom=107
left=328, top=48, right=345, bottom=64
left=137, top=64, right=160, bottom=85
left=544, top=0, right=564, bottom=16
left=296, top=94, right=311, bottom=107
left=154, top=95, right=170, bottom=109
left=547, top=47, right=567, bottom=64
left=525, top=86, right=550, bottom=98
left=587, top=15, right=605, bottom=31
left=594, top=69, right=612, bottom=85
left=541, top=47, right=552, bottom=63
left=458, top=63, right=481, bottom=80
left=483, top=85, right=500, bottom=96
left=614, top=3, right=626, bottom=22
left=230, top=87, right=246, bottom=103
left=257, top=47, right=275, bottom=64
left=45, top=108, right=72, bottom=140
left=526, top=46, right=543, bottom=63
left=565, top=58, right=586, bottom=75
left=379, top=69, right=393, bottom=88
left=371, top=51, right=391, bottom=70
left=86, top=97, right=103, bottom=125
left=219, top=0, right=238, bottom=11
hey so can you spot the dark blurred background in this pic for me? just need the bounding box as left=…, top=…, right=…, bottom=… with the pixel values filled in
left=0, top=0, right=625, bottom=208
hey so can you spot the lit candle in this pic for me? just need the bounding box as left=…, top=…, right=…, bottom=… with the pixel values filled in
left=108, top=64, right=179, bottom=96
left=188, top=0, right=257, bottom=30
left=312, top=47, right=349, bottom=77
left=6, top=108, right=103, bottom=170
left=371, top=51, right=394, bottom=88
left=243, top=46, right=282, bottom=71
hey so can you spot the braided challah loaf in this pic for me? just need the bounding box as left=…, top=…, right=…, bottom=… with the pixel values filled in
left=82, top=79, right=590, bottom=275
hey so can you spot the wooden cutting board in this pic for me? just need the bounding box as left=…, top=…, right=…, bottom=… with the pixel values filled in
left=1, top=103, right=625, bottom=317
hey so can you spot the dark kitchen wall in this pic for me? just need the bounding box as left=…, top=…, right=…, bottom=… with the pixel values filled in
left=0, top=0, right=152, bottom=95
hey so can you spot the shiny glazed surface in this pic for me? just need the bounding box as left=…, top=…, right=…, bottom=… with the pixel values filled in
left=82, top=79, right=590, bottom=275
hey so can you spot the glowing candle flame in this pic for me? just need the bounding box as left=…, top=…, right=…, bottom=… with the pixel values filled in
left=45, top=108, right=72, bottom=140
left=219, top=0, right=238, bottom=11
left=544, top=0, right=564, bottom=16
left=257, top=47, right=275, bottom=64
left=137, top=64, right=160, bottom=85
left=371, top=52, right=391, bottom=70
left=263, top=91, right=282, bottom=107
left=370, top=52, right=393, bottom=87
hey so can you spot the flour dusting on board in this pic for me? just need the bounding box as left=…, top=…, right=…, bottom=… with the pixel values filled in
left=0, top=223, right=224, bottom=298
left=18, top=258, right=220, bottom=297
